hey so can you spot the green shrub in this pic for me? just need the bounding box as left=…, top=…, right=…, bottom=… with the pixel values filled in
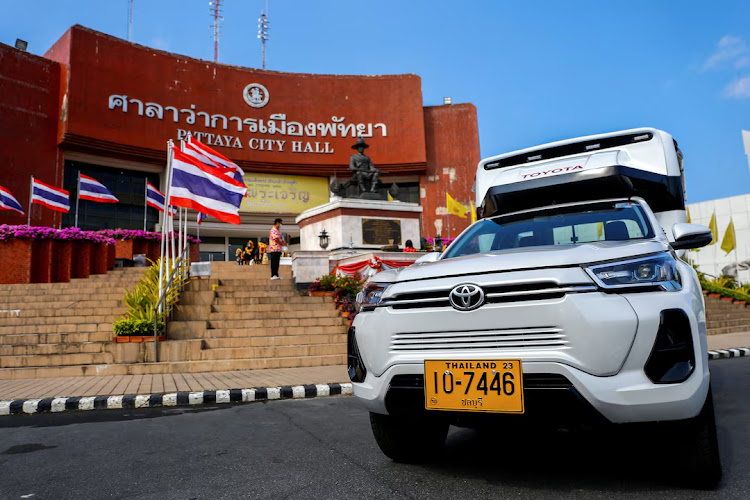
left=318, top=274, right=338, bottom=291
left=712, top=275, right=738, bottom=289
left=113, top=318, right=165, bottom=336
left=700, top=280, right=750, bottom=303
left=334, top=273, right=365, bottom=296
left=114, top=257, right=189, bottom=335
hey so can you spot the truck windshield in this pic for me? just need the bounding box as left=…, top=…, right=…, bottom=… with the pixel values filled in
left=443, top=201, right=655, bottom=259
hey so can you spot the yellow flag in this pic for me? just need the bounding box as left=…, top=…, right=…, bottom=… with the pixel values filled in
left=685, top=207, right=691, bottom=224
left=446, top=192, right=468, bottom=218
left=387, top=192, right=394, bottom=202
left=708, top=212, right=718, bottom=245
left=721, top=218, right=736, bottom=254
left=470, top=200, right=477, bottom=223
left=597, top=222, right=604, bottom=239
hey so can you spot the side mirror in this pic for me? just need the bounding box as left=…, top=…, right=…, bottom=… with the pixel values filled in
left=671, top=223, right=713, bottom=250
left=414, top=252, right=440, bottom=265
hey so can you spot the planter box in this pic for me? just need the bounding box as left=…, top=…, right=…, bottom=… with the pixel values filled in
left=707, top=293, right=721, bottom=298
left=115, top=239, right=134, bottom=260
left=114, top=335, right=167, bottom=343
left=71, top=241, right=92, bottom=279
left=52, top=240, right=73, bottom=283
left=190, top=242, right=199, bottom=263
left=89, top=242, right=109, bottom=275
left=107, top=243, right=116, bottom=270
left=720, top=297, right=734, bottom=301
left=310, top=291, right=334, bottom=297
left=31, top=239, right=54, bottom=283
left=0, top=239, right=33, bottom=284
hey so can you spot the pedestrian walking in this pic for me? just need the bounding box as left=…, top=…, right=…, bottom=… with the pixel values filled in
left=268, top=218, right=284, bottom=279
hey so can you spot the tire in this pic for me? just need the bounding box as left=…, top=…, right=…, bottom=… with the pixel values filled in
left=682, top=388, right=722, bottom=489
left=369, top=412, right=449, bottom=463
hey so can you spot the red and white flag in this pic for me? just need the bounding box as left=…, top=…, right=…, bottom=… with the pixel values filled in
left=169, top=146, right=247, bottom=224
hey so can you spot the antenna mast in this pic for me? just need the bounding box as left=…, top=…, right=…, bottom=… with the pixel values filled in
left=258, top=0, right=269, bottom=69
left=128, top=0, right=134, bottom=41
left=209, top=0, right=224, bottom=63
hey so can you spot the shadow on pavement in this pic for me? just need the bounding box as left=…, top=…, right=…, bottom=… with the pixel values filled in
left=0, top=403, right=235, bottom=429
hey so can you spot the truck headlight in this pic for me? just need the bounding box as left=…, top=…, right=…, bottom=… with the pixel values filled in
left=356, top=282, right=391, bottom=311
left=584, top=254, right=682, bottom=291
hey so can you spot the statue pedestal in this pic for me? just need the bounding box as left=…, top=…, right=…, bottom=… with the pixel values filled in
left=296, top=197, right=423, bottom=252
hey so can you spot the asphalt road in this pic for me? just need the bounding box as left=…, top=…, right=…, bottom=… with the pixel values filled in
left=1, top=358, right=748, bottom=500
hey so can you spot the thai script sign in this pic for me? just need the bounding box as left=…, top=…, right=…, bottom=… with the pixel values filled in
left=240, top=173, right=329, bottom=214
left=109, top=94, right=388, bottom=154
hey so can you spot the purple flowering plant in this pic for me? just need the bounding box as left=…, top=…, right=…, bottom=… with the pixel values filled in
left=96, top=229, right=200, bottom=244
left=0, top=225, right=115, bottom=244
left=0, top=225, right=200, bottom=245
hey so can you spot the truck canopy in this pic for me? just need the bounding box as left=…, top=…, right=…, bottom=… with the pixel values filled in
left=476, top=128, right=685, bottom=225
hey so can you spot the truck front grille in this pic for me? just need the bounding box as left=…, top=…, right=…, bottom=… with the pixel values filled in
left=390, top=326, right=567, bottom=352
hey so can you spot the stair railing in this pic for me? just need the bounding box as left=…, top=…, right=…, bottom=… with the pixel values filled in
left=152, top=245, right=190, bottom=362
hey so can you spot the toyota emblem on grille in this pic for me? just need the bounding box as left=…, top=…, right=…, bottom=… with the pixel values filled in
left=449, top=284, right=485, bottom=311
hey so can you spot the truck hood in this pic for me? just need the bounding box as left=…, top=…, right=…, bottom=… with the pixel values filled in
left=381, top=240, right=670, bottom=283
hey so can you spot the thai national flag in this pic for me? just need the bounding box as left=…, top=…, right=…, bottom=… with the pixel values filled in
left=146, top=182, right=176, bottom=215
left=146, top=182, right=167, bottom=212
left=0, top=185, right=24, bottom=215
left=185, top=136, right=246, bottom=187
left=31, top=178, right=70, bottom=213
left=79, top=174, right=119, bottom=203
left=169, top=146, right=247, bottom=224
left=197, top=212, right=207, bottom=225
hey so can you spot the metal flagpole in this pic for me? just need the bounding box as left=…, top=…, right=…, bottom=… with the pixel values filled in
left=74, top=171, right=81, bottom=227
left=170, top=205, right=176, bottom=275
left=183, top=207, right=188, bottom=261
left=27, top=176, right=34, bottom=226
left=158, top=141, right=174, bottom=319
left=731, top=217, right=741, bottom=285
left=143, top=181, right=148, bottom=231
left=177, top=206, right=183, bottom=261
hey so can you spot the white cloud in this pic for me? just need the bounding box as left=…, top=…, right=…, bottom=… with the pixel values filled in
left=701, top=35, right=747, bottom=72
left=149, top=37, right=170, bottom=51
left=722, top=76, right=750, bottom=99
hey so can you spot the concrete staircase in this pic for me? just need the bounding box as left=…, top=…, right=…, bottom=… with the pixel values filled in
left=152, top=262, right=347, bottom=372
left=0, top=262, right=347, bottom=380
left=705, top=293, right=750, bottom=335
left=0, top=268, right=145, bottom=379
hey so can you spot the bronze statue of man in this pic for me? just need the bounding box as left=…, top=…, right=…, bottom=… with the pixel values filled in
left=349, top=137, right=380, bottom=193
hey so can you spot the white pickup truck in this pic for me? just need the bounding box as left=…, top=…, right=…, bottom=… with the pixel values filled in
left=349, top=128, right=720, bottom=488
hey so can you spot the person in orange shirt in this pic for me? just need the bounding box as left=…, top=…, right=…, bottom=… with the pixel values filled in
left=403, top=239, right=417, bottom=252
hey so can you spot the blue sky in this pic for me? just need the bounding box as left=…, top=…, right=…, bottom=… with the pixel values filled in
left=2, top=0, right=750, bottom=204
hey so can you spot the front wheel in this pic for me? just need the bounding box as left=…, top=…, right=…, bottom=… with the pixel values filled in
left=369, top=412, right=449, bottom=463
left=681, top=388, right=722, bottom=489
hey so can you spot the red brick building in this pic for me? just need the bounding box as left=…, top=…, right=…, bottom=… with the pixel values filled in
left=0, top=25, right=479, bottom=258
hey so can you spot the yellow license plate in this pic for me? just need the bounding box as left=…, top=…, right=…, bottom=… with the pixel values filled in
left=424, top=359, right=524, bottom=413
